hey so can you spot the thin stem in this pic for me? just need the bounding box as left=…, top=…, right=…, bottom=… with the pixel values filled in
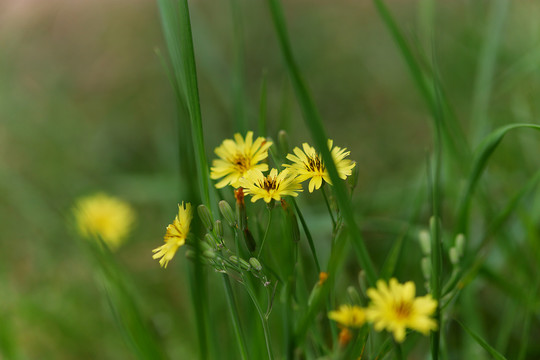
left=395, top=341, right=404, bottom=360
left=222, top=274, right=249, bottom=360
left=292, top=199, right=321, bottom=273
left=244, top=280, right=274, bottom=360
left=322, top=185, right=336, bottom=229
left=258, top=208, right=273, bottom=258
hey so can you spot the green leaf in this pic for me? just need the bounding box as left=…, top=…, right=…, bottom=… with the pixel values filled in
left=456, top=320, right=508, bottom=360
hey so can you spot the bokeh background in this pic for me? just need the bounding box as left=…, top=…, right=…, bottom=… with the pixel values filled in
left=2, top=0, right=540, bottom=358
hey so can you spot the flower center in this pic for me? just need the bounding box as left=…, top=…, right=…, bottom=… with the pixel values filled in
left=305, top=154, right=325, bottom=173
left=258, top=175, right=278, bottom=191
left=393, top=300, right=412, bottom=320
left=232, top=154, right=250, bottom=172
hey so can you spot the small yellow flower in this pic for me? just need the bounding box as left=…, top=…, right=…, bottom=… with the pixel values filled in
left=73, top=193, right=135, bottom=250
left=153, top=202, right=192, bottom=268
left=328, top=304, right=366, bottom=328
left=366, top=278, right=437, bottom=343
left=240, top=168, right=302, bottom=203
left=210, top=131, right=273, bottom=189
left=285, top=140, right=356, bottom=192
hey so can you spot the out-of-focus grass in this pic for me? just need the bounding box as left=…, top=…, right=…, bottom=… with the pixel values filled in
left=1, top=0, right=540, bottom=358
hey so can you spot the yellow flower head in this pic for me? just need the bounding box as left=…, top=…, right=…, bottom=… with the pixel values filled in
left=73, top=193, right=135, bottom=250
left=328, top=304, right=366, bottom=328
left=366, top=278, right=437, bottom=343
left=240, top=168, right=302, bottom=203
left=152, top=202, right=192, bottom=268
left=210, top=131, right=273, bottom=189
left=285, top=140, right=356, bottom=192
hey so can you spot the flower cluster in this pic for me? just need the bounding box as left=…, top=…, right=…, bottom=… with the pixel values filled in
left=329, top=278, right=437, bottom=344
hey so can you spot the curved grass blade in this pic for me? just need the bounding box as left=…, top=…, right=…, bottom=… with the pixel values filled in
left=456, top=320, right=508, bottom=360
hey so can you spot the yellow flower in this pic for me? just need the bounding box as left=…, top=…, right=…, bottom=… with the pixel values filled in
left=328, top=304, right=366, bottom=328
left=73, top=193, right=135, bottom=250
left=239, top=168, right=302, bottom=203
left=210, top=131, right=273, bottom=189
left=285, top=140, right=356, bottom=192
left=365, top=278, right=437, bottom=343
left=152, top=202, right=192, bottom=268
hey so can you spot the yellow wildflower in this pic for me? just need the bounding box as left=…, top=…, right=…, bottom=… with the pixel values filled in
left=240, top=168, right=302, bottom=203
left=210, top=131, right=273, bottom=189
left=153, top=202, right=192, bottom=268
left=285, top=140, right=355, bottom=192
left=365, top=278, right=437, bottom=343
left=328, top=304, right=366, bottom=328
left=73, top=193, right=135, bottom=250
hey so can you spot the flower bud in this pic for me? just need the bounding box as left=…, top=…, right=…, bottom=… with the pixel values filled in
left=197, top=204, right=213, bottom=231
left=449, top=247, right=459, bottom=265
left=455, top=233, right=465, bottom=257
left=219, top=200, right=236, bottom=227
left=203, top=250, right=216, bottom=259
left=215, top=220, right=223, bottom=238
left=347, top=286, right=361, bottom=305
left=204, top=233, right=218, bottom=247
left=229, top=256, right=250, bottom=270
left=199, top=239, right=213, bottom=252
left=418, top=230, right=431, bottom=255
left=185, top=250, right=196, bottom=261
left=249, top=257, right=262, bottom=271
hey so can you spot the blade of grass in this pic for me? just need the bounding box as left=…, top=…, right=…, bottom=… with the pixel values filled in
left=470, top=0, right=509, bottom=144
left=230, top=0, right=248, bottom=132
left=456, top=320, right=508, bottom=360
left=266, top=0, right=377, bottom=287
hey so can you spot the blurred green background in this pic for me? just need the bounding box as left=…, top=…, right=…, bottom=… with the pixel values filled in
left=2, top=0, right=540, bottom=358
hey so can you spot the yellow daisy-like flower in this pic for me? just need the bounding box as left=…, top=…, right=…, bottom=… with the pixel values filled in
left=73, top=193, right=135, bottom=250
left=328, top=304, right=366, bottom=328
left=239, top=168, right=302, bottom=203
left=152, top=202, right=192, bottom=268
left=285, top=140, right=356, bottom=192
left=365, top=278, right=437, bottom=343
left=210, top=131, right=273, bottom=189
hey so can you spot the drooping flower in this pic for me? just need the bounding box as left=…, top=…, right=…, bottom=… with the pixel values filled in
left=328, top=304, right=366, bottom=329
left=73, top=193, right=135, bottom=250
left=153, top=202, right=192, bottom=268
left=240, top=168, right=302, bottom=203
left=210, top=131, right=273, bottom=189
left=284, top=140, right=356, bottom=192
left=365, top=278, right=437, bottom=343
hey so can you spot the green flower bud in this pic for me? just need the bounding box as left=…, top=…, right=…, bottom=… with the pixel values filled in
left=418, top=230, right=431, bottom=255
left=229, top=256, right=250, bottom=270
left=204, top=233, right=218, bottom=247
left=219, top=200, right=236, bottom=227
left=278, top=130, right=289, bottom=156
left=346, top=286, right=361, bottom=305
left=249, top=257, right=263, bottom=271
left=215, top=220, right=223, bottom=238
left=197, top=204, right=213, bottom=231
left=203, top=250, right=216, bottom=259
left=455, top=233, right=465, bottom=257
left=185, top=250, right=196, bottom=261
left=449, top=247, right=459, bottom=265
left=199, top=239, right=213, bottom=252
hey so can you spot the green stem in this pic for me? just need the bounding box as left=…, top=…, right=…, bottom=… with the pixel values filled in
left=222, top=275, right=249, bottom=360
left=322, top=185, right=336, bottom=230
left=292, top=199, right=321, bottom=273
left=244, top=281, right=274, bottom=360
left=258, top=208, right=273, bottom=258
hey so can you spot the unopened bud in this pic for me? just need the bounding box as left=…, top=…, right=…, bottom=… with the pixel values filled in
left=421, top=257, right=431, bottom=279
left=199, top=240, right=213, bottom=252
left=418, top=230, right=431, bottom=255
left=197, top=205, right=213, bottom=231
left=219, top=200, right=236, bottom=227
left=449, top=247, right=459, bottom=265
left=278, top=130, right=289, bottom=156
left=185, top=250, right=196, bottom=261
left=215, top=220, right=223, bottom=238
left=203, top=250, right=216, bottom=259
left=231, top=256, right=250, bottom=270
left=204, top=233, right=218, bottom=247
left=455, top=233, right=465, bottom=257
left=249, top=257, right=262, bottom=271
left=346, top=286, right=361, bottom=305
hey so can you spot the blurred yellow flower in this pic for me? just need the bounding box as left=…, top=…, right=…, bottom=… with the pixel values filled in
left=210, top=131, right=273, bottom=189
left=328, top=304, right=366, bottom=328
left=240, top=168, right=302, bottom=203
left=366, top=278, right=437, bottom=343
left=74, top=193, right=135, bottom=250
left=285, top=140, right=355, bottom=192
left=152, top=202, right=192, bottom=268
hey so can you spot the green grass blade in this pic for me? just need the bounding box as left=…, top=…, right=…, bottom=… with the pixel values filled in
left=457, top=123, right=540, bottom=235
left=229, top=0, right=248, bottom=132
left=456, top=320, right=508, bottom=360
left=470, top=0, right=509, bottom=144
left=266, top=0, right=377, bottom=287
left=222, top=275, right=249, bottom=360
